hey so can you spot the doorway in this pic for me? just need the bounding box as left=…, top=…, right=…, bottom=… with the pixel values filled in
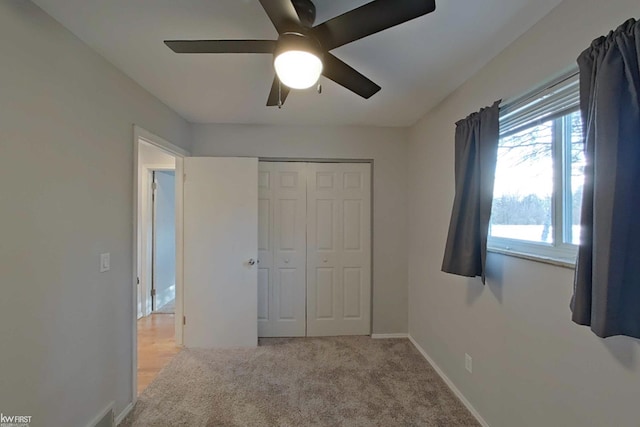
left=133, top=128, right=187, bottom=397
left=138, top=143, right=176, bottom=319
left=257, top=161, right=372, bottom=338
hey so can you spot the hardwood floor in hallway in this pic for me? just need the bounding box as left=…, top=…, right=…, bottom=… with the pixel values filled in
left=137, top=314, right=181, bottom=395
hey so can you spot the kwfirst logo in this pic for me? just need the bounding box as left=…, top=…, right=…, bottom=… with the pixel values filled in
left=0, top=413, right=32, bottom=427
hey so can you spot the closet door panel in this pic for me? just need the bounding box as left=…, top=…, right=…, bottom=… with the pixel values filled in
left=307, top=163, right=371, bottom=336
left=258, top=162, right=307, bottom=337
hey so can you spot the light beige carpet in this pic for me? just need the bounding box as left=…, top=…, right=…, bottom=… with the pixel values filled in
left=120, top=337, right=479, bottom=427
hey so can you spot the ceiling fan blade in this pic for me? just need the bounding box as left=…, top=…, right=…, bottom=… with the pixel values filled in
left=266, top=76, right=291, bottom=107
left=322, top=53, right=381, bottom=99
left=164, top=40, right=276, bottom=54
left=312, top=0, right=436, bottom=51
left=259, top=0, right=301, bottom=34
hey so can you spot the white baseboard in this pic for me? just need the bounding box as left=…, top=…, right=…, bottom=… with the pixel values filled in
left=115, top=402, right=134, bottom=426
left=371, top=333, right=409, bottom=339
left=86, top=401, right=114, bottom=427
left=408, top=335, right=490, bottom=427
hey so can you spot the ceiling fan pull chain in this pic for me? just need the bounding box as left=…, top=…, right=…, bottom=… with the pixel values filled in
left=278, top=79, right=282, bottom=109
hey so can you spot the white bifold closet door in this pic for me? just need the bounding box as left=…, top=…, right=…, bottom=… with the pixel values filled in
left=258, top=162, right=307, bottom=337
left=258, top=162, right=371, bottom=337
left=306, top=163, right=371, bottom=336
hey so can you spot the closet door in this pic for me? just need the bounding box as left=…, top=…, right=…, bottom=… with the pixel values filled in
left=258, top=162, right=307, bottom=337
left=307, top=163, right=371, bottom=336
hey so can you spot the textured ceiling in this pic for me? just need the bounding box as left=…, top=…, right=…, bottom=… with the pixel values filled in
left=32, top=0, right=562, bottom=126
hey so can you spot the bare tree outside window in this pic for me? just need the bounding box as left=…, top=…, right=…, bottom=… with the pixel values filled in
left=490, top=111, right=584, bottom=246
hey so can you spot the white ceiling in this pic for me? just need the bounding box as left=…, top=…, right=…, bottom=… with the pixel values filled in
left=32, top=0, right=562, bottom=127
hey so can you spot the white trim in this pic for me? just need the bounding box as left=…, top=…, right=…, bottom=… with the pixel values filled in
left=488, top=247, right=576, bottom=269
left=501, top=67, right=578, bottom=115
left=144, top=164, right=175, bottom=171
left=487, top=236, right=578, bottom=265
left=86, top=401, right=114, bottom=427
left=132, top=126, right=188, bottom=411
left=408, top=335, right=490, bottom=427
left=131, top=131, right=139, bottom=408
left=371, top=333, right=408, bottom=339
left=174, top=157, right=185, bottom=346
left=134, top=125, right=189, bottom=157
left=115, top=402, right=134, bottom=426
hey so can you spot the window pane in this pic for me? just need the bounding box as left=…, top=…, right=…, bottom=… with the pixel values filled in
left=491, top=121, right=554, bottom=243
left=566, top=111, right=585, bottom=245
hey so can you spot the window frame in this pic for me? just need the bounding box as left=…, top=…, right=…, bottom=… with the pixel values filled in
left=488, top=72, right=582, bottom=266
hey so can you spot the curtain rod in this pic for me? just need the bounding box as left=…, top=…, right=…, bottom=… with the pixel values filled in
left=501, top=68, right=579, bottom=112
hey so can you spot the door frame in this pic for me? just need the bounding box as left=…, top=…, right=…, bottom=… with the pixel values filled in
left=257, top=157, right=374, bottom=336
left=132, top=125, right=188, bottom=406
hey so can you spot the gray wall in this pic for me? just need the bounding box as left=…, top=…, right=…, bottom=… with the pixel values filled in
left=0, top=2, right=191, bottom=426
left=192, top=124, right=409, bottom=335
left=407, top=0, right=640, bottom=426
left=5, top=0, right=640, bottom=425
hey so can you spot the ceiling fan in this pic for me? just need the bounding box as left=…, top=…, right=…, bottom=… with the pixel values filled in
left=165, top=0, right=436, bottom=107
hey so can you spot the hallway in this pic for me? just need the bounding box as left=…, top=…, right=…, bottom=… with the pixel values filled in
left=137, top=314, right=180, bottom=395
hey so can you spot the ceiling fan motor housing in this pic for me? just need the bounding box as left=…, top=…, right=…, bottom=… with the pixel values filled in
left=291, top=0, right=316, bottom=28
left=274, top=32, right=323, bottom=60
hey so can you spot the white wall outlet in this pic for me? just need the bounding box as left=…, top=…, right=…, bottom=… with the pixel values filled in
left=100, top=253, right=110, bottom=272
left=465, top=353, right=473, bottom=373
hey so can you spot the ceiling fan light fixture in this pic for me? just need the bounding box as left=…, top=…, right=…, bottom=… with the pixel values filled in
left=166, top=0, right=437, bottom=106
left=274, top=32, right=323, bottom=90
left=274, top=50, right=322, bottom=89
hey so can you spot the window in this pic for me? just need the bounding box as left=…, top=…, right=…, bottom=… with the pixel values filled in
left=489, top=73, right=585, bottom=262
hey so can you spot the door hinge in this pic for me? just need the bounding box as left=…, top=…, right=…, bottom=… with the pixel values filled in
left=151, top=288, right=156, bottom=297
left=151, top=181, right=157, bottom=191
left=137, top=277, right=140, bottom=285
left=183, top=316, right=186, bottom=325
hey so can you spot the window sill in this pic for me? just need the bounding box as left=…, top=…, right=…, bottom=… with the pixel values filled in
left=488, top=247, right=576, bottom=269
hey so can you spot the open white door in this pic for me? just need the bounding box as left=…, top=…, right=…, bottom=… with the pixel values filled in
left=183, top=157, right=258, bottom=348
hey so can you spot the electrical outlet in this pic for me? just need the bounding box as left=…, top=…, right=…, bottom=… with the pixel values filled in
left=100, top=253, right=110, bottom=272
left=465, top=353, right=473, bottom=373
